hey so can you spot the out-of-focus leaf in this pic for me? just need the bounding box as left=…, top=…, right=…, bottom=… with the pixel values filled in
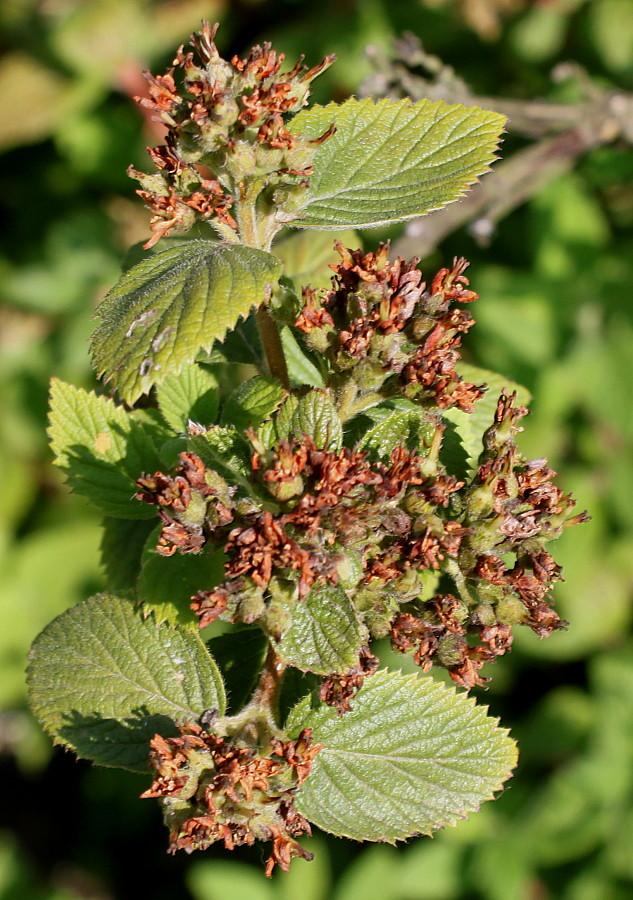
left=274, top=229, right=360, bottom=290
left=442, top=364, right=531, bottom=474
left=0, top=53, right=73, bottom=150
left=0, top=520, right=103, bottom=708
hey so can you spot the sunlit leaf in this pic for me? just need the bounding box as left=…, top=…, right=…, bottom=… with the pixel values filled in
left=289, top=98, right=505, bottom=229
left=91, top=241, right=281, bottom=404
left=289, top=669, right=517, bottom=841
left=27, top=593, right=225, bottom=771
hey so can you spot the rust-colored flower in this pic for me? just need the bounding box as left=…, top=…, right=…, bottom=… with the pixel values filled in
left=142, top=722, right=322, bottom=875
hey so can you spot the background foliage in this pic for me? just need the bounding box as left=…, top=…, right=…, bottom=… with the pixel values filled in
left=1, top=0, right=633, bottom=898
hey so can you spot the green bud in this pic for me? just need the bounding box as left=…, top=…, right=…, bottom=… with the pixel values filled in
left=466, top=484, right=496, bottom=519
left=266, top=475, right=304, bottom=502
left=436, top=633, right=466, bottom=667
left=179, top=490, right=208, bottom=526
left=225, top=142, right=258, bottom=179
left=496, top=594, right=527, bottom=626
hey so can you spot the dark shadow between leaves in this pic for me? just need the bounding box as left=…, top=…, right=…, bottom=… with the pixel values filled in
left=57, top=706, right=179, bottom=773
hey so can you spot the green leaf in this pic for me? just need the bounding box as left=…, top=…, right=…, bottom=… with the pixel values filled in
left=189, top=426, right=260, bottom=499
left=91, top=241, right=282, bottom=404
left=156, top=363, right=219, bottom=433
left=357, top=403, right=435, bottom=460
left=221, top=376, right=287, bottom=432
left=280, top=326, right=325, bottom=388
left=206, top=312, right=264, bottom=367
left=278, top=389, right=343, bottom=450
left=137, top=533, right=226, bottom=628
left=288, top=669, right=517, bottom=842
left=442, top=363, right=531, bottom=474
left=206, top=627, right=268, bottom=715
left=48, top=378, right=158, bottom=519
left=276, top=584, right=364, bottom=675
left=289, top=98, right=506, bottom=229
left=100, top=516, right=156, bottom=591
left=274, top=228, right=360, bottom=290
left=27, top=593, right=226, bottom=772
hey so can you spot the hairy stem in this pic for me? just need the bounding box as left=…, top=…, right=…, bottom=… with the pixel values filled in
left=235, top=184, right=291, bottom=391
left=250, top=645, right=287, bottom=716
left=257, top=306, right=291, bottom=390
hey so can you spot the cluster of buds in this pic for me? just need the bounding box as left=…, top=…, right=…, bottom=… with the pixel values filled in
left=135, top=451, right=235, bottom=556
left=134, top=241, right=588, bottom=695
left=390, top=391, right=589, bottom=688
left=129, top=22, right=335, bottom=247
left=142, top=722, right=322, bottom=875
left=295, top=244, right=485, bottom=412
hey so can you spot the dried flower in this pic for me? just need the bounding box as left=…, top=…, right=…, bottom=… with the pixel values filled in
left=142, top=722, right=322, bottom=875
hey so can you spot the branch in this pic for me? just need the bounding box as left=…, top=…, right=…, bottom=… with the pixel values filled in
left=361, top=36, right=633, bottom=258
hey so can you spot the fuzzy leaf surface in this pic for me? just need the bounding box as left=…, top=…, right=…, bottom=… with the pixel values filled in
left=279, top=389, right=343, bottom=450
left=277, top=584, right=364, bottom=675
left=289, top=98, right=505, bottom=229
left=156, top=364, right=219, bottom=434
left=91, top=241, right=281, bottom=403
left=442, top=363, right=531, bottom=474
left=288, top=669, right=517, bottom=841
left=48, top=379, right=157, bottom=519
left=27, top=593, right=225, bottom=772
left=221, top=376, right=286, bottom=432
left=357, top=403, right=436, bottom=460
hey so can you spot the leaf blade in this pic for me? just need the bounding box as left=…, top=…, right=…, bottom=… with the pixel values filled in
left=288, top=669, right=517, bottom=842
left=289, top=98, right=505, bottom=230
left=48, top=378, right=157, bottom=519
left=91, top=241, right=281, bottom=404
left=277, top=584, right=364, bottom=675
left=27, top=593, right=226, bottom=772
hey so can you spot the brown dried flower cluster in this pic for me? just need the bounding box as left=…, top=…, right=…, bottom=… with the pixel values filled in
left=181, top=436, right=467, bottom=632
left=319, top=646, right=379, bottom=715
left=390, top=390, right=589, bottom=689
left=129, top=22, right=335, bottom=247
left=295, top=244, right=484, bottom=411
left=135, top=451, right=235, bottom=556
left=142, top=722, right=322, bottom=876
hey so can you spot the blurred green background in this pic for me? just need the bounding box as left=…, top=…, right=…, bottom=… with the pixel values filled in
left=2, top=0, right=633, bottom=898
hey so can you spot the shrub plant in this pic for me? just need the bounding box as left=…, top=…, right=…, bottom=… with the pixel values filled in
left=26, top=23, right=587, bottom=876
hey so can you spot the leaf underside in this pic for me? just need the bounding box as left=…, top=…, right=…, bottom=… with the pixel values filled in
left=27, top=593, right=225, bottom=772
left=91, top=241, right=281, bottom=404
left=289, top=97, right=506, bottom=229
left=289, top=669, right=517, bottom=842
